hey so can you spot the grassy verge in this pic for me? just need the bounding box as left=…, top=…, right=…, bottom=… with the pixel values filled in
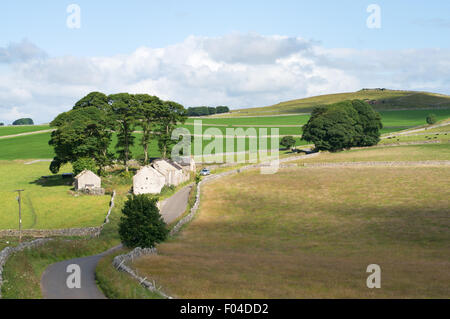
left=0, top=237, right=34, bottom=251
left=95, top=248, right=163, bottom=299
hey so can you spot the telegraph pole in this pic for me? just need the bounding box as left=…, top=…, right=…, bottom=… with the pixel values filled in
left=15, top=189, right=24, bottom=243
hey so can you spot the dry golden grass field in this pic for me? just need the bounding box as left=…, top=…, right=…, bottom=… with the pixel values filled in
left=132, top=165, right=450, bottom=298
left=295, top=144, right=450, bottom=164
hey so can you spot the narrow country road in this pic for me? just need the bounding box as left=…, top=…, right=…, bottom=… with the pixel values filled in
left=40, top=184, right=193, bottom=299
left=160, top=184, right=193, bottom=224
left=40, top=246, right=122, bottom=299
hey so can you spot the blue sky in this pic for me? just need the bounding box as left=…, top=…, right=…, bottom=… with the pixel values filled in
left=1, top=1, right=450, bottom=123
left=2, top=0, right=449, bottom=56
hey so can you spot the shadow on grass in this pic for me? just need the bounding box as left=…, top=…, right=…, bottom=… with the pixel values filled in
left=29, top=174, right=74, bottom=188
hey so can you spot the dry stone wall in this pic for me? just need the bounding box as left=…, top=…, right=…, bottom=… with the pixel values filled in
left=0, top=238, right=52, bottom=298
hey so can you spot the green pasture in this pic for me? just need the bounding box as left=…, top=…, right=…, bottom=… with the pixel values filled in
left=0, top=125, right=51, bottom=137
left=0, top=109, right=449, bottom=161
left=379, top=109, right=450, bottom=128
left=0, top=161, right=110, bottom=230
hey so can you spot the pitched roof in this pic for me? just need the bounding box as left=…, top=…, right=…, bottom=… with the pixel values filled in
left=173, top=156, right=194, bottom=167
left=75, top=169, right=99, bottom=179
left=135, top=165, right=165, bottom=177
left=153, top=159, right=183, bottom=171
left=167, top=160, right=183, bottom=170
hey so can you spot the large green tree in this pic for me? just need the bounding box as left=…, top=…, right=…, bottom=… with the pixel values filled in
left=108, top=93, right=137, bottom=172
left=350, top=100, right=383, bottom=146
left=49, top=105, right=113, bottom=174
left=153, top=101, right=187, bottom=159
left=134, top=94, right=164, bottom=164
left=302, top=100, right=382, bottom=152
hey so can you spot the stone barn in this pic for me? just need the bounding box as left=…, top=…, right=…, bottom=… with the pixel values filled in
left=133, top=166, right=166, bottom=195
left=175, top=156, right=196, bottom=181
left=74, top=170, right=103, bottom=194
left=152, top=159, right=186, bottom=186
left=177, top=156, right=196, bottom=172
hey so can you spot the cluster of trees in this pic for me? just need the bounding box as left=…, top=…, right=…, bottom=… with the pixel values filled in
left=302, top=100, right=383, bottom=152
left=187, top=106, right=230, bottom=116
left=49, top=92, right=187, bottom=175
left=13, top=118, right=34, bottom=125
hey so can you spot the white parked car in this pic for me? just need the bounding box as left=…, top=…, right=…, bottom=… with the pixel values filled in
left=200, top=168, right=211, bottom=176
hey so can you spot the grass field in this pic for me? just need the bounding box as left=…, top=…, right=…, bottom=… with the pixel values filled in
left=0, top=161, right=110, bottom=230
left=0, top=125, right=51, bottom=137
left=0, top=132, right=54, bottom=160
left=132, top=165, right=450, bottom=298
left=421, top=124, right=450, bottom=133
left=224, top=89, right=450, bottom=116
left=186, top=109, right=450, bottom=136
left=293, top=144, right=450, bottom=164
left=380, top=134, right=450, bottom=145
left=379, top=109, right=450, bottom=128
left=0, top=109, right=448, bottom=161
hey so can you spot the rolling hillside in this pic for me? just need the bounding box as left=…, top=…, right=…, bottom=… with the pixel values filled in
left=224, top=89, right=450, bottom=117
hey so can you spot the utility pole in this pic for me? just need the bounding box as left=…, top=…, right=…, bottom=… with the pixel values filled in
left=15, top=189, right=24, bottom=243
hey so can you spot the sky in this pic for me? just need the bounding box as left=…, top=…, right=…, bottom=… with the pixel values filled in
left=1, top=0, right=450, bottom=123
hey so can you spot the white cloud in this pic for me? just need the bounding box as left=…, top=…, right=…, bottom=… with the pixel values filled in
left=0, top=39, right=47, bottom=64
left=202, top=33, right=313, bottom=64
left=0, top=33, right=449, bottom=123
left=0, top=106, right=31, bottom=123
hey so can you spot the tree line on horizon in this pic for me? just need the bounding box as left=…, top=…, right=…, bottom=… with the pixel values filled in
left=0, top=118, right=34, bottom=126
left=48, top=92, right=187, bottom=176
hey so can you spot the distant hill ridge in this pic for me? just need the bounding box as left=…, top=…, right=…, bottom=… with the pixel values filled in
left=227, top=89, right=450, bottom=117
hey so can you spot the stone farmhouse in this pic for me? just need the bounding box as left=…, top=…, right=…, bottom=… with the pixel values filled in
left=133, top=158, right=196, bottom=195
left=74, top=170, right=104, bottom=195
left=152, top=159, right=185, bottom=186
left=133, top=166, right=166, bottom=195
